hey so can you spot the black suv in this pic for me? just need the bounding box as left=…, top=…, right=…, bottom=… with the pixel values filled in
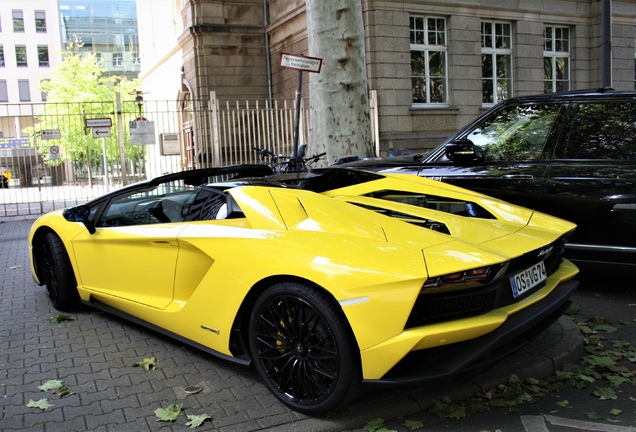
left=348, top=89, right=636, bottom=272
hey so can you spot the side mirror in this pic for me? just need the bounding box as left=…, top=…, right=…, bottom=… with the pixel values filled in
left=444, top=139, right=483, bottom=164
left=63, top=205, right=96, bottom=234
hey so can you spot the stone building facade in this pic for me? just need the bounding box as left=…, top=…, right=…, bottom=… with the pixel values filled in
left=139, top=0, right=636, bottom=156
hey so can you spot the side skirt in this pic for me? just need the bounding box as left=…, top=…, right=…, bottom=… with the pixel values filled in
left=81, top=299, right=252, bottom=367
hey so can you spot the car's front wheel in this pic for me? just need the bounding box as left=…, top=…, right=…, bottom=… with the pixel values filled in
left=40, top=232, right=79, bottom=311
left=249, top=282, right=362, bottom=414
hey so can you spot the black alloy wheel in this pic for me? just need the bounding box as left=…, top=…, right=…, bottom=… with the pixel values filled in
left=249, top=282, right=362, bottom=414
left=41, top=232, right=79, bottom=311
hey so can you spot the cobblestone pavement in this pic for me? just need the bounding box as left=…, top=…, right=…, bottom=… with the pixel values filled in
left=0, top=217, right=583, bottom=431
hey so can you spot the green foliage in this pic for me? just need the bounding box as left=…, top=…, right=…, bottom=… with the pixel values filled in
left=586, top=410, right=607, bottom=420
left=57, top=386, right=76, bottom=398
left=594, top=324, right=617, bottom=334
left=363, top=418, right=388, bottom=431
left=27, top=398, right=54, bottom=410
left=133, top=357, right=157, bottom=372
left=49, top=314, right=73, bottom=324
left=583, top=355, right=616, bottom=368
left=564, top=304, right=580, bottom=315
left=186, top=413, right=211, bottom=428
left=25, top=48, right=142, bottom=174
left=37, top=379, right=75, bottom=398
left=401, top=419, right=424, bottom=430
left=429, top=396, right=467, bottom=419
left=38, top=380, right=63, bottom=391
left=154, top=403, right=182, bottom=422
left=593, top=386, right=617, bottom=400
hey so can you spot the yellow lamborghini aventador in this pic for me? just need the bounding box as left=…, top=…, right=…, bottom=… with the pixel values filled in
left=28, top=165, right=579, bottom=414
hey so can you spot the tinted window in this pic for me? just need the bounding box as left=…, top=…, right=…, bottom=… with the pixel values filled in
left=459, top=103, right=562, bottom=161
left=559, top=101, right=636, bottom=160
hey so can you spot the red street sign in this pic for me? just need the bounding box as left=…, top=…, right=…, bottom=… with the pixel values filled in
left=279, top=53, right=322, bottom=73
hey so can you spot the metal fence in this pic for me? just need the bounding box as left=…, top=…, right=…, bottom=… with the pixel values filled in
left=1, top=91, right=378, bottom=218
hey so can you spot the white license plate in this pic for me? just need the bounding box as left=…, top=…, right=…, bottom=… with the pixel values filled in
left=510, top=261, right=547, bottom=298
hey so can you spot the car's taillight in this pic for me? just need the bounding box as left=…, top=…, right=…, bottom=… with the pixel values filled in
left=423, top=262, right=509, bottom=290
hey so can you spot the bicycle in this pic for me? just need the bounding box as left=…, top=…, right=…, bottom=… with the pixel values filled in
left=254, top=145, right=326, bottom=174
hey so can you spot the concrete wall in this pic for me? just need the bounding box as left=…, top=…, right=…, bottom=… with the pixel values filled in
left=180, top=0, right=269, bottom=100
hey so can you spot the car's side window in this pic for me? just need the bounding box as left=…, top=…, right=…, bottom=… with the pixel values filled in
left=461, top=103, right=562, bottom=161
left=96, top=181, right=199, bottom=227
left=558, top=101, right=636, bottom=160
left=184, top=188, right=244, bottom=221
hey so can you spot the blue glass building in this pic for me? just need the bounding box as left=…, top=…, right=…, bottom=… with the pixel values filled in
left=59, top=0, right=139, bottom=79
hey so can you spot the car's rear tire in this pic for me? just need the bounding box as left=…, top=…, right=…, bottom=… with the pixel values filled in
left=248, top=282, right=362, bottom=414
left=41, top=232, right=79, bottom=311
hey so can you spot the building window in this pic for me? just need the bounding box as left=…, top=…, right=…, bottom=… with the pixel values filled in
left=0, top=80, right=8, bottom=103
left=15, top=45, right=27, bottom=67
left=112, top=53, right=123, bottom=67
left=133, top=53, right=141, bottom=66
left=410, top=15, right=448, bottom=105
left=13, top=10, right=24, bottom=32
left=35, top=10, right=47, bottom=32
left=95, top=53, right=102, bottom=64
left=38, top=45, right=49, bottom=67
left=18, top=80, right=31, bottom=102
left=0, top=45, right=4, bottom=67
left=481, top=21, right=513, bottom=105
left=544, top=26, right=570, bottom=93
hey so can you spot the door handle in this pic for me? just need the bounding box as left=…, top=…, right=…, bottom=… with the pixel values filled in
left=501, top=174, right=533, bottom=180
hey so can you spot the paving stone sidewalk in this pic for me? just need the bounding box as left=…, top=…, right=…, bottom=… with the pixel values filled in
left=0, top=217, right=583, bottom=431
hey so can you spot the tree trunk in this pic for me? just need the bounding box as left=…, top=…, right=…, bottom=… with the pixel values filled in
left=306, top=0, right=374, bottom=165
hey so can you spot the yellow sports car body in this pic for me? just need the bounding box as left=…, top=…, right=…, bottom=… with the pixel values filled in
left=28, top=166, right=579, bottom=414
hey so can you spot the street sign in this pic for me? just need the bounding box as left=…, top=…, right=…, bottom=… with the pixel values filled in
left=92, top=127, right=111, bottom=138
left=42, top=129, right=61, bottom=140
left=279, top=53, right=323, bottom=73
left=85, top=118, right=112, bottom=128
left=129, top=120, right=156, bottom=145
left=49, top=145, right=61, bottom=160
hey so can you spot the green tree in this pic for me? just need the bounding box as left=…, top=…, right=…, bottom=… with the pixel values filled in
left=26, top=45, right=142, bottom=183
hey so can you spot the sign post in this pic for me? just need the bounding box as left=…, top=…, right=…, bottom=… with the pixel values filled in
left=279, top=53, right=323, bottom=170
left=85, top=117, right=113, bottom=190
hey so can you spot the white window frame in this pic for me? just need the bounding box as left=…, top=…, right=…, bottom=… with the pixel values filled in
left=112, top=53, right=123, bottom=67
left=544, top=25, right=571, bottom=93
left=481, top=20, right=513, bottom=107
left=409, top=15, right=449, bottom=107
